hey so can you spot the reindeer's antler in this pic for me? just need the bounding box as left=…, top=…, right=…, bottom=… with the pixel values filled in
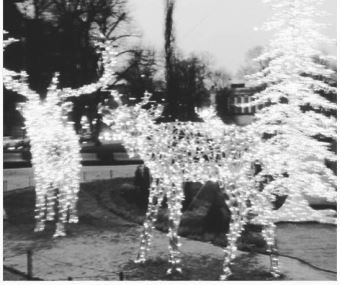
left=3, top=32, right=39, bottom=101
left=58, top=39, right=117, bottom=99
left=3, top=69, right=40, bottom=101
left=3, top=31, right=19, bottom=49
left=111, top=90, right=124, bottom=106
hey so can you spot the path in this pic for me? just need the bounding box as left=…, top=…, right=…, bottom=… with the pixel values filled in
left=277, top=223, right=337, bottom=272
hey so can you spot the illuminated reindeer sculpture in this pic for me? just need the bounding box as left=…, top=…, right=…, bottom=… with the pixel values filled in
left=3, top=34, right=117, bottom=237
left=100, top=93, right=280, bottom=280
left=12, top=75, right=81, bottom=237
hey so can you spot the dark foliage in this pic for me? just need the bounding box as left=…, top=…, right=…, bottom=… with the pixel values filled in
left=215, top=87, right=233, bottom=119
left=133, top=165, right=151, bottom=210
left=3, top=0, right=129, bottom=137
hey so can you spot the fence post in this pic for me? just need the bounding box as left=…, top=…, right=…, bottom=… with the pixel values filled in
left=110, top=170, right=113, bottom=179
left=119, top=271, right=124, bottom=280
left=4, top=208, right=8, bottom=221
left=83, top=171, right=86, bottom=182
left=27, top=250, right=33, bottom=280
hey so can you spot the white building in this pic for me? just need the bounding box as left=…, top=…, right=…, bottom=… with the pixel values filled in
left=224, top=83, right=261, bottom=126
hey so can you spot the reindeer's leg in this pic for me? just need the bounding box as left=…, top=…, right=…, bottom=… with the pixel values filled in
left=46, top=183, right=57, bottom=221
left=68, top=174, right=80, bottom=224
left=220, top=191, right=247, bottom=280
left=135, top=179, right=163, bottom=263
left=68, top=154, right=81, bottom=224
left=261, top=208, right=280, bottom=278
left=68, top=184, right=80, bottom=223
left=252, top=191, right=280, bottom=278
left=53, top=183, right=68, bottom=238
left=34, top=179, right=47, bottom=232
left=166, top=182, right=184, bottom=275
left=262, top=222, right=280, bottom=277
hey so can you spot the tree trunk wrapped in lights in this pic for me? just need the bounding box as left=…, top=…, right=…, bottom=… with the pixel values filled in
left=3, top=33, right=117, bottom=237
left=100, top=94, right=281, bottom=279
left=243, top=0, right=337, bottom=224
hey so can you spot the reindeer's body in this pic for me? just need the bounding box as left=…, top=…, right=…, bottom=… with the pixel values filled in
left=101, top=94, right=280, bottom=279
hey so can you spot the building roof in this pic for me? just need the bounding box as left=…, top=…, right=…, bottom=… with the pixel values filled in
left=230, top=82, right=256, bottom=97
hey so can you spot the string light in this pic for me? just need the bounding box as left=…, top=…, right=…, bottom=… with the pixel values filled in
left=100, top=94, right=280, bottom=279
left=3, top=32, right=118, bottom=237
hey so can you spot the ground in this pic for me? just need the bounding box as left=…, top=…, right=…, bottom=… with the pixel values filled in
left=3, top=178, right=337, bottom=281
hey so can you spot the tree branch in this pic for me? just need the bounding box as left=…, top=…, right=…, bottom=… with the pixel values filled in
left=106, top=12, right=126, bottom=37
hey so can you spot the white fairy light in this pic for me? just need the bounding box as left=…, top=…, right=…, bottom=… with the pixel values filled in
left=100, top=93, right=281, bottom=279
left=3, top=32, right=118, bottom=237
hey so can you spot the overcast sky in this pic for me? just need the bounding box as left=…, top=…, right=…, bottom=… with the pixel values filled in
left=127, top=0, right=337, bottom=77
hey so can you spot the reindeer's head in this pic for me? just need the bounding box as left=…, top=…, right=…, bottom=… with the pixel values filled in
left=100, top=91, right=163, bottom=144
left=16, top=73, right=71, bottom=128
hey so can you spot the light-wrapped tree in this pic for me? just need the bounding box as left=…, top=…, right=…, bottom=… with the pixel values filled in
left=245, top=0, right=337, bottom=223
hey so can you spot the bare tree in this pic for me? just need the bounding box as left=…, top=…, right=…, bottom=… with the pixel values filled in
left=12, top=0, right=134, bottom=138
left=236, top=45, right=268, bottom=81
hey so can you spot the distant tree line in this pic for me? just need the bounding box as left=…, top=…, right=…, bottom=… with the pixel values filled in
left=3, top=0, right=233, bottom=138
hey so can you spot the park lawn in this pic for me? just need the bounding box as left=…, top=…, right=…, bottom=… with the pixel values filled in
left=3, top=178, right=336, bottom=280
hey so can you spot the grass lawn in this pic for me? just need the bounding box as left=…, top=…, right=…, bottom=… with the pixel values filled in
left=3, top=178, right=336, bottom=280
